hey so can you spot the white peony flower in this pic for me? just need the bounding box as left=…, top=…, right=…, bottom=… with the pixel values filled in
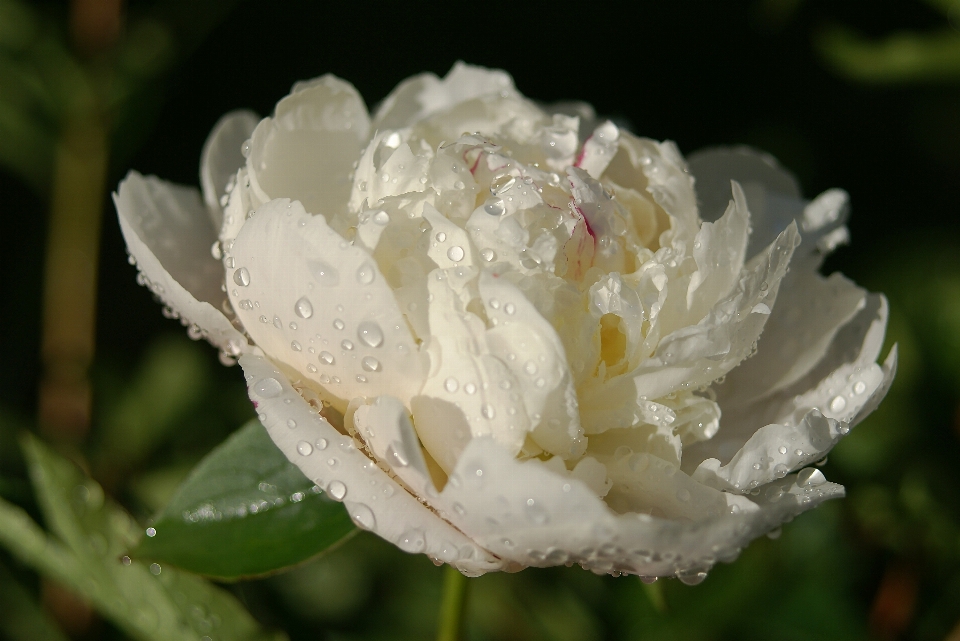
left=115, top=62, right=896, bottom=579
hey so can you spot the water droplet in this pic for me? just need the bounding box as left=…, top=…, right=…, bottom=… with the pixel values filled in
left=447, top=245, right=465, bottom=262
left=342, top=340, right=356, bottom=352
left=677, top=571, right=707, bottom=585
left=145, top=527, right=156, bottom=537
left=524, top=498, right=549, bottom=524
left=331, top=318, right=344, bottom=331
left=357, top=321, right=384, bottom=347
left=362, top=356, right=381, bottom=372
left=444, top=377, right=459, bottom=392
left=149, top=563, right=162, bottom=576
left=315, top=438, right=328, bottom=450
left=504, top=302, right=516, bottom=315
left=481, top=248, right=496, bottom=262
left=385, top=440, right=409, bottom=467
left=435, top=231, right=447, bottom=243
left=287, top=419, right=297, bottom=429
left=676, top=488, right=691, bottom=502
left=356, top=261, right=376, bottom=285
left=241, top=139, right=251, bottom=158
left=319, top=351, right=335, bottom=365
left=853, top=381, right=867, bottom=395
left=356, top=375, right=367, bottom=383
left=464, top=382, right=477, bottom=394
left=308, top=260, right=340, bottom=286
left=372, top=210, right=390, bottom=225
left=327, top=481, right=347, bottom=500
left=297, top=441, right=313, bottom=456
left=349, top=503, right=376, bottom=530
left=774, top=464, right=789, bottom=478
left=254, top=378, right=283, bottom=398
left=295, top=296, right=314, bottom=318
left=797, top=468, right=826, bottom=487
left=829, top=395, right=847, bottom=413
left=524, top=361, right=538, bottom=376
left=484, top=199, right=505, bottom=216
left=289, top=341, right=301, bottom=352
left=778, top=446, right=788, bottom=455
left=481, top=404, right=495, bottom=419
left=398, top=528, right=426, bottom=553
left=233, top=267, right=250, bottom=287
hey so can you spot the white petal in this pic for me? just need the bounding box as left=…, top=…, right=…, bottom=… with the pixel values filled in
left=373, top=61, right=518, bottom=131
left=247, top=75, right=370, bottom=216
left=687, top=146, right=803, bottom=258
left=575, top=121, right=619, bottom=178
left=438, top=438, right=843, bottom=576
left=479, top=272, right=585, bottom=459
left=685, top=181, right=750, bottom=321
left=228, top=198, right=425, bottom=410
left=200, top=110, right=259, bottom=230
left=114, top=171, right=247, bottom=354
left=413, top=270, right=530, bottom=473
left=240, top=354, right=502, bottom=575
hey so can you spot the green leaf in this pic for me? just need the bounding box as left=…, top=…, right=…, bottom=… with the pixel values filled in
left=134, top=420, right=355, bottom=580
left=0, top=433, right=285, bottom=641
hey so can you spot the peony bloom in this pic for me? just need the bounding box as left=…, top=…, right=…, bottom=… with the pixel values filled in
left=115, top=63, right=895, bottom=579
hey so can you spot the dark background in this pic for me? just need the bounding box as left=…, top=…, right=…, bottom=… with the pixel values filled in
left=2, top=1, right=959, bottom=640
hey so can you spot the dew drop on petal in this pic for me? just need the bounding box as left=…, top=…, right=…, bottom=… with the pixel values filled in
left=386, top=441, right=408, bottom=467
left=319, top=351, right=335, bottom=365
left=504, top=303, right=516, bottom=315
left=444, top=377, right=459, bottom=392
left=372, top=210, right=390, bottom=225
left=327, top=481, right=347, bottom=501
left=357, top=321, right=384, bottom=348
left=447, top=246, right=465, bottom=262
left=287, top=419, right=297, bottom=429
left=778, top=446, right=787, bottom=455
left=356, top=261, right=376, bottom=285
left=254, top=378, right=282, bottom=398
left=829, top=395, right=847, bottom=412
left=481, top=403, right=495, bottom=420
left=233, top=267, right=250, bottom=287
left=523, top=498, right=549, bottom=525
left=349, top=503, right=376, bottom=530
left=853, top=381, right=867, bottom=395
left=481, top=248, right=496, bottom=262
left=464, top=382, right=477, bottom=394
left=797, top=468, right=826, bottom=487
left=295, top=296, right=314, bottom=319
left=308, top=260, right=340, bottom=286
left=291, top=341, right=302, bottom=352
left=315, top=438, right=328, bottom=450
left=297, top=441, right=313, bottom=456
left=333, top=318, right=345, bottom=330
left=398, top=529, right=425, bottom=553
left=362, top=356, right=381, bottom=372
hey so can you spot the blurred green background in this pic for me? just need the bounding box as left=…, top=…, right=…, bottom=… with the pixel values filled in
left=1, top=0, right=960, bottom=639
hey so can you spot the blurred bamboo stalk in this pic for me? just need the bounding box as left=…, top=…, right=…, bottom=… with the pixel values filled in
left=38, top=0, right=122, bottom=441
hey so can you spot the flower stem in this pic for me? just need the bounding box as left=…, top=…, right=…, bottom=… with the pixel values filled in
left=436, top=565, right=468, bottom=641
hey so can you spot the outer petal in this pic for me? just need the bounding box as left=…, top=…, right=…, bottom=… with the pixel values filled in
left=373, top=61, right=518, bottom=131
left=240, top=354, right=503, bottom=575
left=227, top=198, right=426, bottom=410
left=199, top=110, right=260, bottom=230
left=246, top=75, right=370, bottom=216
left=432, top=438, right=843, bottom=577
left=114, top=171, right=247, bottom=355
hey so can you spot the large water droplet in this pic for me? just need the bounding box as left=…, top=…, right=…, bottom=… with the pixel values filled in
left=233, top=267, right=250, bottom=287
left=356, top=261, right=376, bottom=285
left=295, top=296, right=313, bottom=318
left=308, top=260, right=340, bottom=287
left=372, top=210, right=390, bottom=226
left=349, top=503, right=376, bottom=530
left=677, top=570, right=708, bottom=586
left=357, top=321, right=384, bottom=348
left=319, top=351, right=335, bottom=365
left=398, top=528, right=426, bottom=553
left=797, top=468, right=826, bottom=487
left=484, top=199, right=505, bottom=216
left=829, top=395, right=847, bottom=413
left=435, top=231, right=447, bottom=243
left=327, top=481, right=347, bottom=501
left=254, top=378, right=282, bottom=398
left=297, top=441, right=313, bottom=456
left=481, top=248, right=496, bottom=262
left=447, top=246, right=464, bottom=262
left=362, top=356, right=381, bottom=372
left=291, top=341, right=302, bottom=352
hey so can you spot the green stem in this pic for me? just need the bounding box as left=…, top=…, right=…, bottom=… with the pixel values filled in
left=436, top=565, right=468, bottom=641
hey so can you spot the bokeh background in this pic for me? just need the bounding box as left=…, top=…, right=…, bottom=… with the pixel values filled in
left=2, top=0, right=960, bottom=639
